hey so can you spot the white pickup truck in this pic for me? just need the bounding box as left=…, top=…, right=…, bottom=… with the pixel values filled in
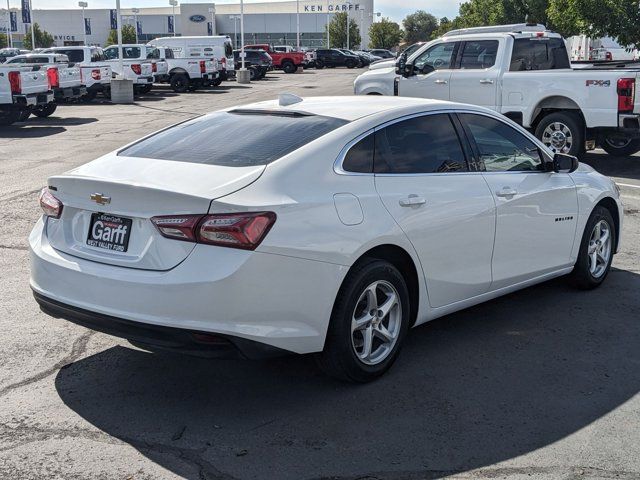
left=43, top=46, right=112, bottom=100
left=0, top=65, right=55, bottom=126
left=102, top=45, right=156, bottom=94
left=4, top=53, right=86, bottom=117
left=145, top=43, right=219, bottom=92
left=354, top=24, right=640, bottom=157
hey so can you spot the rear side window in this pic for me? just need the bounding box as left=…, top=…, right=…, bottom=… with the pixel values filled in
left=510, top=38, right=570, bottom=71
left=164, top=48, right=174, bottom=59
left=119, top=111, right=348, bottom=167
left=56, top=49, right=84, bottom=62
left=375, top=114, right=468, bottom=174
left=147, top=48, right=160, bottom=59
left=459, top=40, right=498, bottom=69
left=342, top=134, right=374, bottom=173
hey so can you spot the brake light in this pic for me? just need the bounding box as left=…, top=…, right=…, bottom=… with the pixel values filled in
left=39, top=187, right=63, bottom=219
left=91, top=69, right=101, bottom=80
left=8, top=71, right=21, bottom=94
left=220, top=57, right=226, bottom=67
left=47, top=67, right=59, bottom=89
left=605, top=51, right=613, bottom=61
left=152, top=62, right=157, bottom=73
left=151, top=212, right=276, bottom=250
left=200, top=60, right=206, bottom=73
left=617, top=78, right=635, bottom=113
left=131, top=64, right=142, bottom=75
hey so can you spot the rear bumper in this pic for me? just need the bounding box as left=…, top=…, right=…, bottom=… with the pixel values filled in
left=54, top=86, right=87, bottom=100
left=134, top=76, right=154, bottom=85
left=30, top=217, right=346, bottom=355
left=13, top=91, right=54, bottom=108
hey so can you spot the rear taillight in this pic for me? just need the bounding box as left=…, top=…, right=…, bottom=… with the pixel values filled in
left=131, top=64, right=142, bottom=75
left=39, top=187, right=63, bottom=219
left=199, top=60, right=206, bottom=73
left=220, top=57, right=226, bottom=67
left=151, top=212, right=276, bottom=250
left=152, top=62, right=157, bottom=73
left=605, top=51, right=613, bottom=61
left=47, top=67, right=59, bottom=89
left=617, top=78, right=635, bottom=113
left=8, top=71, right=21, bottom=94
left=91, top=69, right=101, bottom=80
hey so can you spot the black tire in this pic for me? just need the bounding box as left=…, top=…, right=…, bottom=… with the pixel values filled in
left=534, top=111, right=585, bottom=158
left=249, top=67, right=257, bottom=81
left=138, top=84, right=153, bottom=94
left=315, top=60, right=324, bottom=69
left=32, top=103, right=57, bottom=118
left=210, top=78, right=223, bottom=87
left=282, top=61, right=296, bottom=74
left=0, top=109, right=21, bottom=126
left=83, top=90, right=97, bottom=101
left=345, top=60, right=356, bottom=69
left=569, top=206, right=616, bottom=290
left=170, top=73, right=189, bottom=93
left=317, top=259, right=411, bottom=382
left=601, top=136, right=640, bottom=157
left=17, top=109, right=31, bottom=122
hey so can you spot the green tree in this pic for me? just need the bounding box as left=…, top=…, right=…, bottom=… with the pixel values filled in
left=106, top=24, right=137, bottom=46
left=326, top=11, right=361, bottom=49
left=23, top=23, right=55, bottom=50
left=402, top=10, right=438, bottom=44
left=368, top=18, right=403, bottom=49
left=0, top=35, right=7, bottom=49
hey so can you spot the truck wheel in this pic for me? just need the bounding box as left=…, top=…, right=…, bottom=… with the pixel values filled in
left=315, top=60, right=324, bottom=69
left=535, top=111, right=585, bottom=157
left=17, top=109, right=31, bottom=122
left=170, top=74, right=189, bottom=93
left=0, top=109, right=20, bottom=126
left=282, top=61, right=296, bottom=74
left=210, top=78, right=223, bottom=87
left=601, top=136, right=640, bottom=157
left=33, top=104, right=58, bottom=118
left=83, top=90, right=97, bottom=101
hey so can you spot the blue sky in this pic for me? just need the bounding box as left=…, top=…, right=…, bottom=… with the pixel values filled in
left=26, top=0, right=461, bottom=23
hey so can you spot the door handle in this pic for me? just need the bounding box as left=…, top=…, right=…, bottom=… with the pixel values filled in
left=399, top=195, right=427, bottom=207
left=495, top=188, right=518, bottom=197
left=480, top=79, right=495, bottom=84
left=434, top=79, right=448, bottom=85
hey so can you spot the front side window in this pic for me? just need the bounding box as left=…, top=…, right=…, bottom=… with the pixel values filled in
left=119, top=111, right=348, bottom=167
left=459, top=113, right=543, bottom=172
left=374, top=114, right=468, bottom=174
left=164, top=48, right=174, bottom=59
left=147, top=48, right=160, bottom=59
left=91, top=48, right=106, bottom=62
left=510, top=37, right=570, bottom=71
left=459, top=40, right=499, bottom=69
left=414, top=42, right=456, bottom=71
left=103, top=47, right=117, bottom=60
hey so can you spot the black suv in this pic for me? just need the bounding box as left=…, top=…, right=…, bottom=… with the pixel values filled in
left=315, top=49, right=360, bottom=69
left=233, top=49, right=273, bottom=80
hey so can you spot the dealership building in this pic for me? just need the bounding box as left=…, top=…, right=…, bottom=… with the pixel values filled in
left=1, top=0, right=376, bottom=49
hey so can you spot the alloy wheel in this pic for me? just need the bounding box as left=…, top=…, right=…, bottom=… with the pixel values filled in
left=542, top=122, right=573, bottom=153
left=351, top=280, right=402, bottom=366
left=588, top=220, right=612, bottom=278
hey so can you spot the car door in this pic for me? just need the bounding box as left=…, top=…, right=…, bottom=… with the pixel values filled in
left=458, top=112, right=578, bottom=289
left=398, top=41, right=458, bottom=100
left=373, top=113, right=496, bottom=308
left=449, top=39, right=501, bottom=110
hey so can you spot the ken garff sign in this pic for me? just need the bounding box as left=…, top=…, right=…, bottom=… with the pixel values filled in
left=304, top=3, right=361, bottom=11
left=189, top=14, right=206, bottom=23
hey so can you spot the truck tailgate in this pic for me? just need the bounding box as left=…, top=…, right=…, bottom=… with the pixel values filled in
left=19, top=68, right=49, bottom=95
left=58, top=65, right=82, bottom=89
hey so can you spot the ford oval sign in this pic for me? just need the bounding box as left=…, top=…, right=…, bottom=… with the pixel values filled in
left=189, top=14, right=206, bottom=22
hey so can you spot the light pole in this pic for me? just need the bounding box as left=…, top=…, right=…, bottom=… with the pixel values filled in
left=132, top=7, right=139, bottom=43
left=208, top=6, right=214, bottom=35
left=326, top=0, right=330, bottom=47
left=295, top=0, right=299, bottom=50
left=29, top=0, right=34, bottom=49
left=229, top=14, right=238, bottom=48
left=5, top=0, right=12, bottom=47
left=359, top=8, right=363, bottom=49
left=169, top=0, right=177, bottom=36
left=240, top=0, right=245, bottom=69
left=345, top=0, right=351, bottom=49
left=78, top=1, right=87, bottom=45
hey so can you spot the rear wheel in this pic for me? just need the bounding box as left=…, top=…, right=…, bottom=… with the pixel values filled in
left=317, top=259, right=410, bottom=382
left=249, top=67, right=258, bottom=81
left=0, top=109, right=20, bottom=126
left=535, top=111, right=584, bottom=158
left=569, top=206, right=616, bottom=290
left=315, top=60, right=324, bottom=69
left=345, top=60, right=356, bottom=69
left=170, top=73, right=189, bottom=93
left=282, top=61, right=296, bottom=74
left=601, top=135, right=640, bottom=157
left=17, top=109, right=31, bottom=122
left=32, top=103, right=57, bottom=118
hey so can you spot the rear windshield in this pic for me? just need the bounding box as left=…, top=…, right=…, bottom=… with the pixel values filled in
left=51, top=49, right=84, bottom=62
left=510, top=38, right=570, bottom=71
left=119, top=111, right=348, bottom=167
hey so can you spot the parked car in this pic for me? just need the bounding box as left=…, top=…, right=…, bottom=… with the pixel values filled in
left=42, top=46, right=112, bottom=100
left=233, top=49, right=272, bottom=80
left=0, top=48, right=30, bottom=63
left=368, top=42, right=424, bottom=70
left=0, top=64, right=54, bottom=125
left=339, top=49, right=370, bottom=67
left=367, top=49, right=396, bottom=59
left=29, top=95, right=622, bottom=382
left=244, top=44, right=305, bottom=73
left=4, top=53, right=87, bottom=115
left=103, top=44, right=169, bottom=94
left=355, top=24, right=640, bottom=157
left=315, top=49, right=360, bottom=69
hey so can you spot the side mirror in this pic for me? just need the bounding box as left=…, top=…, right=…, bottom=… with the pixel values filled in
left=395, top=52, right=407, bottom=75
left=552, top=153, right=579, bottom=173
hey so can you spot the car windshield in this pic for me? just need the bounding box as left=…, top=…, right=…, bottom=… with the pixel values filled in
left=119, top=111, right=348, bottom=167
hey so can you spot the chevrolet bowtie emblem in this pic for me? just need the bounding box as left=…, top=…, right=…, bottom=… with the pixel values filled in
left=90, top=193, right=111, bottom=205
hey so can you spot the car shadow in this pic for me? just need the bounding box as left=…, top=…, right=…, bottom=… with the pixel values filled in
left=0, top=125, right=68, bottom=138
left=582, top=151, right=640, bottom=181
left=54, top=268, right=640, bottom=479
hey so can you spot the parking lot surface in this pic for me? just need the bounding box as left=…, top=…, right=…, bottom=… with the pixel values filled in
left=1, top=69, right=639, bottom=480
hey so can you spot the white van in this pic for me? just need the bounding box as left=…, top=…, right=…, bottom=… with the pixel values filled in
left=148, top=36, right=235, bottom=82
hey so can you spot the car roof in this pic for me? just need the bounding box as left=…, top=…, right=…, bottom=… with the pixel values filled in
left=227, top=95, right=492, bottom=122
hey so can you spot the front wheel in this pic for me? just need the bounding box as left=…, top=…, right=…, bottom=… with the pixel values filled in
left=601, top=136, right=640, bottom=157
left=535, top=111, right=585, bottom=158
left=345, top=60, right=356, bottom=69
left=569, top=206, right=616, bottom=290
left=317, top=259, right=410, bottom=382
left=170, top=74, right=189, bottom=93
left=32, top=103, right=58, bottom=118
left=282, top=61, right=296, bottom=74
left=315, top=60, right=324, bottom=69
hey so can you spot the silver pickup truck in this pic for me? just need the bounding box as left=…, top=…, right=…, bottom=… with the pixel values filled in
left=0, top=65, right=55, bottom=126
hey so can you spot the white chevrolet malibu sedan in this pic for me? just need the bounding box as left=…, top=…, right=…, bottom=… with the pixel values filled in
left=30, top=95, right=623, bottom=382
